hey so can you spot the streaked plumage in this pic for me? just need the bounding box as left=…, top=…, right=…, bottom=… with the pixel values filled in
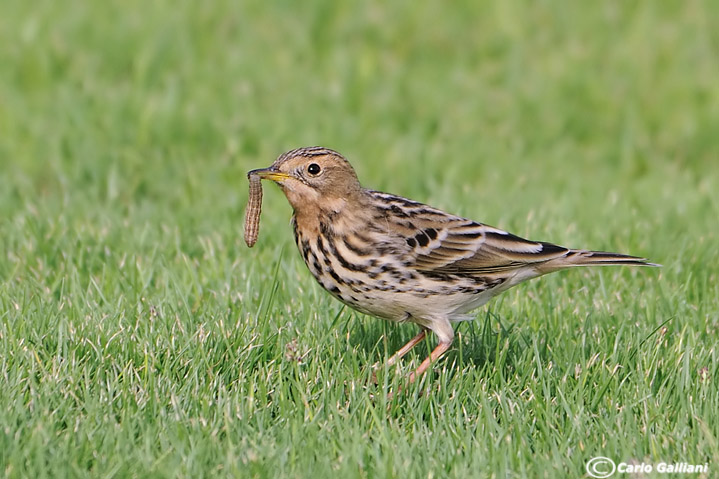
left=248, top=147, right=657, bottom=384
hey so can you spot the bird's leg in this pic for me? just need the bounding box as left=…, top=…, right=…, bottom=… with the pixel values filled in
left=407, top=340, right=452, bottom=384
left=384, top=329, right=427, bottom=367
left=372, top=329, right=427, bottom=372
left=385, top=339, right=452, bottom=399
left=370, top=329, right=428, bottom=388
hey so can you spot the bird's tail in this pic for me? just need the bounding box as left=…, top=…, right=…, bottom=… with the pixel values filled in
left=538, top=248, right=660, bottom=273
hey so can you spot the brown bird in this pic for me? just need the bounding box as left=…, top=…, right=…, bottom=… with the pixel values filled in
left=248, top=147, right=657, bottom=384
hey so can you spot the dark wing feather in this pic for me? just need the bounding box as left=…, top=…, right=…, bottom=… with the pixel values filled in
left=414, top=221, right=569, bottom=275
left=367, top=191, right=569, bottom=276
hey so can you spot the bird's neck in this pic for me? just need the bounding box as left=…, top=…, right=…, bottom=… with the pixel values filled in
left=291, top=190, right=372, bottom=239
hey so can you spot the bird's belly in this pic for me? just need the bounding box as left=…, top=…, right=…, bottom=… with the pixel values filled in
left=308, top=263, right=503, bottom=322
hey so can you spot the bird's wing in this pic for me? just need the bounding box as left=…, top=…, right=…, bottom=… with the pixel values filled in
left=411, top=219, right=570, bottom=275
left=367, top=190, right=570, bottom=276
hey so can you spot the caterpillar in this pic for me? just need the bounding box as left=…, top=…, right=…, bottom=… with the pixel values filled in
left=244, top=173, right=263, bottom=247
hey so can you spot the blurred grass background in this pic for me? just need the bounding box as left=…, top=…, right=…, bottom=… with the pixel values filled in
left=1, top=0, right=717, bottom=478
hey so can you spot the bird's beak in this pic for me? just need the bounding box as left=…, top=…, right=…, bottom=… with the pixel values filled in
left=248, top=167, right=292, bottom=183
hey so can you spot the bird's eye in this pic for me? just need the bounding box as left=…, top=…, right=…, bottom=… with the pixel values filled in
left=307, top=163, right=321, bottom=175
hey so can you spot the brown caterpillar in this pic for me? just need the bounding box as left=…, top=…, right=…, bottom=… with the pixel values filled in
left=244, top=173, right=263, bottom=247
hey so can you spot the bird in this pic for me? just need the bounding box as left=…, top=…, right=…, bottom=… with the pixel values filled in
left=248, top=146, right=657, bottom=384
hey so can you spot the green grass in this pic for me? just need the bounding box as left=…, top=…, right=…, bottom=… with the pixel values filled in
left=1, top=0, right=718, bottom=477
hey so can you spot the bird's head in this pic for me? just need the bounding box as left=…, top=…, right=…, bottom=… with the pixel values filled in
left=249, top=147, right=362, bottom=213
